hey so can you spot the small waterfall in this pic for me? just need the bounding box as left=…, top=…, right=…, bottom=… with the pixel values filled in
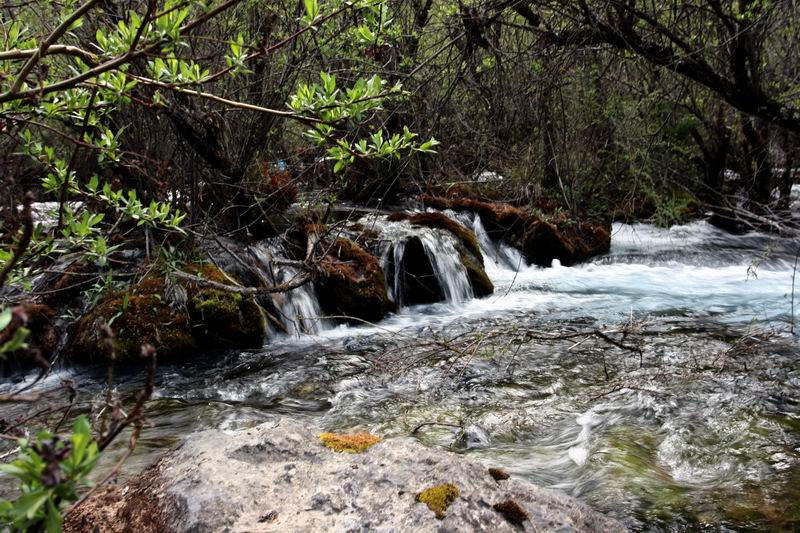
left=417, top=231, right=473, bottom=303
left=250, top=242, right=328, bottom=337
left=447, top=211, right=527, bottom=278
left=361, top=215, right=474, bottom=306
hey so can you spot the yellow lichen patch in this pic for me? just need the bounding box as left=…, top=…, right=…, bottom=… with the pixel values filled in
left=415, top=483, right=459, bottom=519
left=319, top=432, right=381, bottom=453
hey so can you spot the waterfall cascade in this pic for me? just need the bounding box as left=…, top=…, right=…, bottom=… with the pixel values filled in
left=358, top=215, right=475, bottom=306
left=250, top=241, right=328, bottom=338
left=246, top=209, right=529, bottom=338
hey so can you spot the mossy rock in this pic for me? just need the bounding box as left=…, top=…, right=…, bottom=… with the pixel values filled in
left=315, top=237, right=391, bottom=323
left=459, top=251, right=493, bottom=298
left=415, top=483, right=459, bottom=519
left=71, top=263, right=266, bottom=363
left=71, top=276, right=196, bottom=362
left=522, top=220, right=576, bottom=267
left=184, top=264, right=266, bottom=348
left=408, top=212, right=493, bottom=297
left=388, top=236, right=443, bottom=306
left=319, top=432, right=381, bottom=453
left=422, top=194, right=610, bottom=267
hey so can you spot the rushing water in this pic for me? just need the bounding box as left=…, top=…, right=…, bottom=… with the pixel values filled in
left=2, top=208, right=799, bottom=531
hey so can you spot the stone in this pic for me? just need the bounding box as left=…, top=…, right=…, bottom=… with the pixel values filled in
left=421, top=195, right=611, bottom=267
left=315, top=237, right=392, bottom=323
left=407, top=212, right=493, bottom=298
left=70, top=263, right=266, bottom=362
left=64, top=419, right=626, bottom=532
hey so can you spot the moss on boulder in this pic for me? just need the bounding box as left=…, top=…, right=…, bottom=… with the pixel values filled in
left=415, top=483, right=459, bottom=519
left=315, top=237, right=391, bottom=323
left=71, top=263, right=266, bottom=363
left=183, top=263, right=266, bottom=348
left=402, top=211, right=494, bottom=298
left=422, top=194, right=610, bottom=267
left=319, top=432, right=381, bottom=453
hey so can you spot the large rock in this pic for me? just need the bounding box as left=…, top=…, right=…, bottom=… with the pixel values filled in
left=422, top=195, right=610, bottom=267
left=64, top=419, right=625, bottom=532
left=70, top=263, right=266, bottom=363
left=315, top=237, right=392, bottom=323
left=391, top=235, right=444, bottom=305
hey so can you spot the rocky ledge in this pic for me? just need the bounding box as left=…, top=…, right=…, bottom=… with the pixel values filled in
left=65, top=419, right=625, bottom=532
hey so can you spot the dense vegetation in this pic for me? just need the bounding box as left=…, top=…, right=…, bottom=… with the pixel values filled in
left=1, top=0, right=798, bottom=529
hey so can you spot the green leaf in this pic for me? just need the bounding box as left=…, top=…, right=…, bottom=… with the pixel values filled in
left=44, top=498, right=63, bottom=532
left=0, top=308, right=12, bottom=331
left=13, top=490, right=50, bottom=520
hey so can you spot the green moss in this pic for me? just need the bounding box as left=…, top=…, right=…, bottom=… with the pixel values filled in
left=72, top=277, right=195, bottom=362
left=71, top=262, right=266, bottom=362
left=415, top=483, right=459, bottom=519
left=319, top=432, right=381, bottom=453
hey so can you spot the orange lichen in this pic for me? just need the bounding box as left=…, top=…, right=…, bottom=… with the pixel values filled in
left=319, top=432, right=381, bottom=453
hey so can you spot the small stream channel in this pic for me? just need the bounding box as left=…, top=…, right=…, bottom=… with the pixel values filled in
left=2, top=205, right=799, bottom=530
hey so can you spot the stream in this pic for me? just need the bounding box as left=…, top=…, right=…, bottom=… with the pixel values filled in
left=2, top=208, right=800, bottom=530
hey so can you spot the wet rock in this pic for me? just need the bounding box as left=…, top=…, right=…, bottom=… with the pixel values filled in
left=64, top=419, right=626, bottom=532
left=522, top=219, right=576, bottom=267
left=393, top=236, right=443, bottom=305
left=184, top=263, right=267, bottom=348
left=453, top=424, right=490, bottom=449
left=422, top=195, right=610, bottom=267
left=315, top=237, right=391, bottom=323
left=70, top=263, right=266, bottom=362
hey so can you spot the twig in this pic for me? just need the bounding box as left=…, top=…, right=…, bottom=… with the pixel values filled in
left=411, top=422, right=463, bottom=434
left=0, top=192, right=34, bottom=289
left=172, top=269, right=311, bottom=294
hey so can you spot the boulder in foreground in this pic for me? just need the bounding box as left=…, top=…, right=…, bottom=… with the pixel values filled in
left=65, top=419, right=625, bottom=532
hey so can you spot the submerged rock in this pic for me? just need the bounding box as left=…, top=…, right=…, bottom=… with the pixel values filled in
left=65, top=419, right=625, bottom=532
left=70, top=263, right=266, bottom=362
left=421, top=194, right=610, bottom=267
